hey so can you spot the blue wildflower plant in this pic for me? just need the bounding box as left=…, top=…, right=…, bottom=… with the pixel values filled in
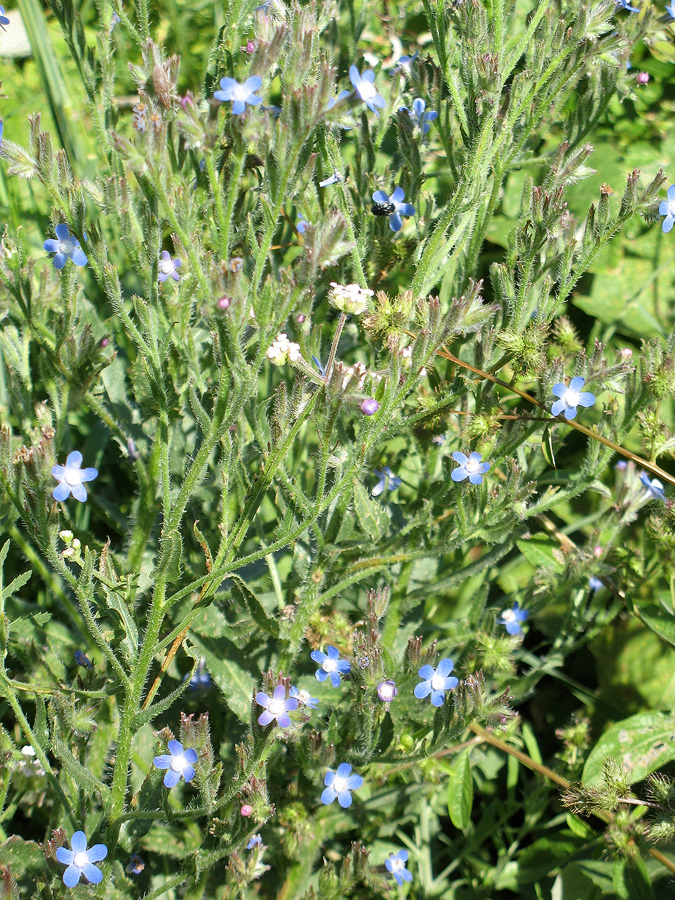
left=0, top=6, right=9, bottom=29
left=290, top=685, right=319, bottom=708
left=56, top=831, right=107, bottom=888
left=320, top=762, right=363, bottom=808
left=349, top=65, right=386, bottom=114
left=451, top=451, right=490, bottom=484
left=640, top=471, right=666, bottom=501
left=43, top=224, right=88, bottom=269
left=372, top=466, right=401, bottom=496
left=158, top=250, right=182, bottom=283
left=311, top=645, right=350, bottom=687
left=385, top=849, right=413, bottom=886
left=615, top=0, right=640, bottom=10
left=414, top=658, right=459, bottom=706
left=659, top=184, right=675, bottom=233
left=550, top=376, right=596, bottom=420
left=153, top=740, right=198, bottom=788
left=214, top=75, right=263, bottom=114
left=371, top=187, right=415, bottom=232
left=496, top=601, right=529, bottom=636
left=400, top=97, right=438, bottom=133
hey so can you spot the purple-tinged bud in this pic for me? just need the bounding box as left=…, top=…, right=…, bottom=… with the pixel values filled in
left=636, top=72, right=649, bottom=85
left=246, top=40, right=256, bottom=53
left=180, top=92, right=194, bottom=109
left=615, top=460, right=628, bottom=470
left=240, top=804, right=253, bottom=817
left=377, top=680, right=398, bottom=703
left=99, top=336, right=110, bottom=348
left=296, top=313, right=306, bottom=323
left=618, top=347, right=633, bottom=361
left=127, top=439, right=140, bottom=461
left=360, top=398, right=380, bottom=416
left=217, top=296, right=231, bottom=310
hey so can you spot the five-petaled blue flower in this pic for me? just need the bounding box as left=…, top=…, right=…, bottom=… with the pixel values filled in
left=43, top=224, right=88, bottom=270
left=615, top=0, right=639, bottom=10
left=640, top=471, right=666, bottom=501
left=214, top=75, right=262, bottom=115
left=56, top=831, right=107, bottom=888
left=372, top=466, right=401, bottom=497
left=401, top=98, right=438, bottom=133
left=52, top=451, right=98, bottom=503
left=372, top=187, right=415, bottom=232
left=0, top=6, right=9, bottom=29
left=349, top=65, right=386, bottom=115
left=153, top=740, right=198, bottom=788
left=659, top=185, right=675, bottom=233
left=296, top=214, right=310, bottom=234
left=321, top=762, right=363, bottom=808
left=246, top=835, right=263, bottom=849
left=158, top=250, right=182, bottom=283
left=497, top=601, right=529, bottom=636
left=451, top=451, right=490, bottom=484
left=311, top=645, right=350, bottom=687
left=319, top=170, right=342, bottom=188
left=589, top=576, right=603, bottom=592
left=385, top=849, right=413, bottom=886
left=414, top=658, right=458, bottom=706
left=667, top=1, right=675, bottom=18
left=290, top=685, right=319, bottom=708
left=256, top=684, right=299, bottom=728
left=551, top=376, right=596, bottom=420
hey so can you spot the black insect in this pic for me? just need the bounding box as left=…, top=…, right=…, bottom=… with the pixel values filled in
left=371, top=201, right=396, bottom=216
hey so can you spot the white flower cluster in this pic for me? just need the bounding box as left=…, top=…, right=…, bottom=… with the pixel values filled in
left=336, top=361, right=383, bottom=391
left=266, top=333, right=302, bottom=366
left=328, top=282, right=374, bottom=316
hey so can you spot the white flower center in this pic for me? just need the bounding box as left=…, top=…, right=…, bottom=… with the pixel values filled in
left=171, top=754, right=188, bottom=773
left=357, top=81, right=377, bottom=101
left=430, top=673, right=446, bottom=691
left=333, top=776, right=348, bottom=793
left=160, top=257, right=175, bottom=274
left=465, top=458, right=480, bottom=474
left=59, top=239, right=75, bottom=255
left=297, top=690, right=310, bottom=704
left=267, top=697, right=285, bottom=716
left=231, top=84, right=249, bottom=101
left=501, top=608, right=516, bottom=622
left=379, top=682, right=396, bottom=701
left=323, top=659, right=337, bottom=673
left=390, top=857, right=405, bottom=872
left=564, top=389, right=580, bottom=407
left=65, top=467, right=82, bottom=486
left=73, top=852, right=89, bottom=868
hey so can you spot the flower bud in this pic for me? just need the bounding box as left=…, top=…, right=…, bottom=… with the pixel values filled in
left=360, top=398, right=380, bottom=416
left=377, top=680, right=398, bottom=702
left=328, top=282, right=374, bottom=316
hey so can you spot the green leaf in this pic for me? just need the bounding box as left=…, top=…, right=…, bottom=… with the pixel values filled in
left=516, top=537, right=564, bottom=572
left=612, top=857, right=654, bottom=900
left=447, top=748, right=473, bottom=830
left=582, top=711, right=675, bottom=786
left=0, top=836, right=44, bottom=878
left=353, top=480, right=389, bottom=542
left=190, top=633, right=254, bottom=723
left=231, top=575, right=279, bottom=638
left=637, top=605, right=675, bottom=649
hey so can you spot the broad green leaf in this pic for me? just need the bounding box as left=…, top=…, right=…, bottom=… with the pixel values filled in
left=447, top=748, right=473, bottom=830
left=353, top=480, right=389, bottom=541
left=231, top=575, right=279, bottom=638
left=190, top=634, right=254, bottom=723
left=516, top=537, right=563, bottom=572
left=637, top=605, right=675, bottom=649
left=612, top=857, right=654, bottom=900
left=582, top=711, right=675, bottom=786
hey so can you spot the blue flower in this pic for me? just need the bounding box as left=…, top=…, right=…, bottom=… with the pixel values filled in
left=414, top=658, right=458, bottom=706
left=616, top=0, right=640, bottom=10
left=256, top=684, right=299, bottom=728
left=0, top=119, right=3, bottom=147
left=385, top=850, right=412, bottom=886
left=371, top=187, right=415, bottom=232
left=393, top=51, right=419, bottom=75
left=214, top=76, right=262, bottom=115
left=56, top=831, right=107, bottom=888
left=400, top=98, right=438, bottom=133
left=321, top=762, right=363, bottom=808
left=262, top=104, right=281, bottom=118
left=74, top=650, right=93, bottom=669
left=109, top=11, right=120, bottom=32
left=189, top=657, right=211, bottom=690
left=349, top=65, right=386, bottom=115
left=125, top=853, right=145, bottom=876
left=372, top=466, right=401, bottom=497
left=551, top=376, right=596, bottom=420
left=451, top=451, right=490, bottom=484
left=311, top=645, right=350, bottom=687
left=588, top=576, right=603, bottom=592
left=667, top=1, right=675, bottom=17
left=0, top=6, right=9, bottom=29
left=43, top=224, right=88, bottom=269
left=319, top=170, right=342, bottom=188
left=52, top=451, right=98, bottom=503
left=290, top=685, right=319, bottom=708
left=659, top=185, right=675, bottom=233
left=153, top=740, right=198, bottom=788
left=246, top=835, right=263, bottom=849
left=158, top=250, right=182, bottom=283
left=496, top=601, right=529, bottom=636
left=640, top=471, right=666, bottom=501
left=296, top=214, right=310, bottom=234
left=327, top=89, right=351, bottom=110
